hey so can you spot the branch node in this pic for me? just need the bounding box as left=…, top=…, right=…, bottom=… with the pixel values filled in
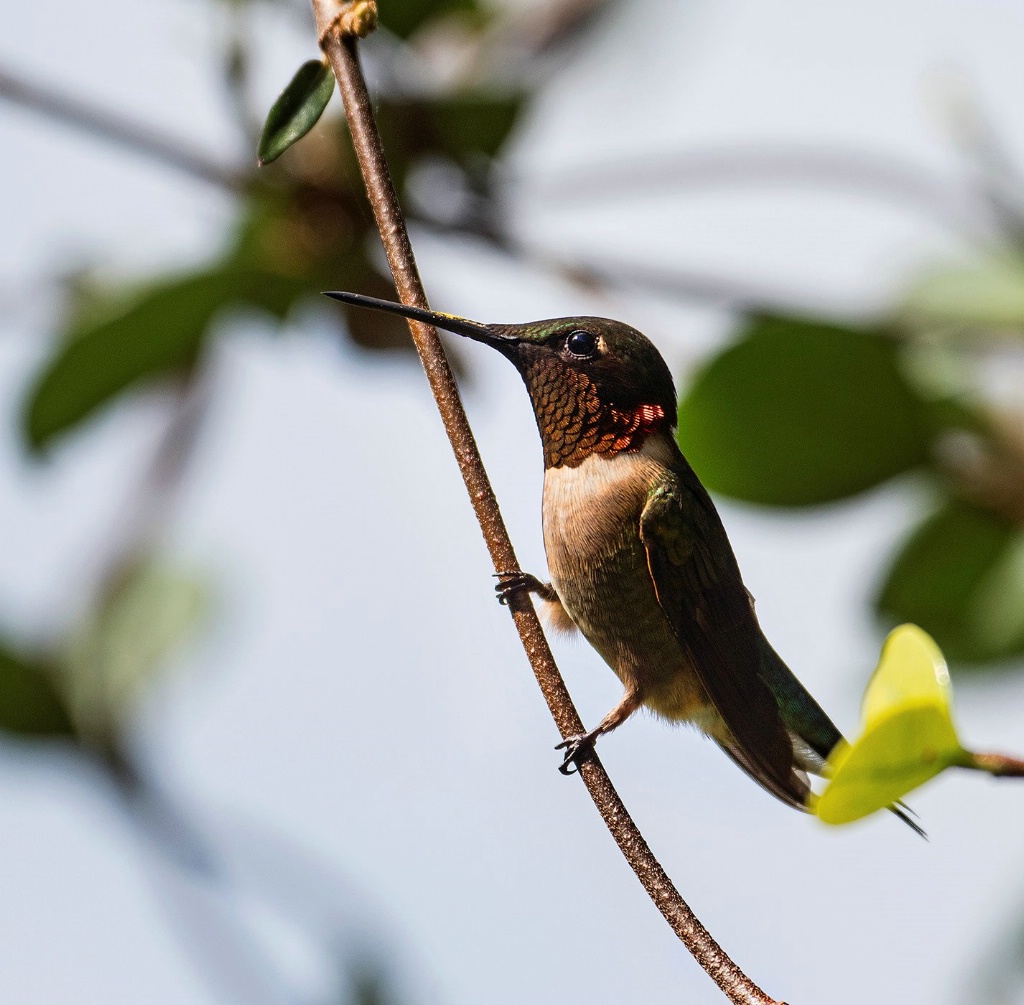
left=318, top=0, right=378, bottom=47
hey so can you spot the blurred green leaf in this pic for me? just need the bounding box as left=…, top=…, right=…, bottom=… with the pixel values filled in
left=972, top=535, right=1024, bottom=656
left=374, top=93, right=523, bottom=192
left=877, top=499, right=1024, bottom=665
left=432, top=96, right=522, bottom=160
left=241, top=269, right=311, bottom=320
left=902, top=255, right=1024, bottom=329
left=26, top=271, right=236, bottom=452
left=258, top=60, right=335, bottom=167
left=677, top=315, right=932, bottom=506
left=0, top=642, right=74, bottom=738
left=378, top=0, right=478, bottom=39
left=24, top=268, right=310, bottom=452
left=64, top=559, right=207, bottom=736
left=816, top=625, right=966, bottom=825
left=916, top=394, right=991, bottom=439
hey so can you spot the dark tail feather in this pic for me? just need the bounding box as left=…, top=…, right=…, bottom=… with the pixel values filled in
left=756, top=636, right=842, bottom=761
left=890, top=802, right=927, bottom=839
left=715, top=738, right=810, bottom=812
left=757, top=636, right=927, bottom=837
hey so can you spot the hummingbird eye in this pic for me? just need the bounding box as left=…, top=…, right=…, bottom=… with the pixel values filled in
left=565, top=329, right=598, bottom=358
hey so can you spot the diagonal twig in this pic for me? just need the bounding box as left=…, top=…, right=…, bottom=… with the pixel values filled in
left=311, top=3, right=783, bottom=1002
left=525, top=144, right=993, bottom=241
left=0, top=64, right=247, bottom=192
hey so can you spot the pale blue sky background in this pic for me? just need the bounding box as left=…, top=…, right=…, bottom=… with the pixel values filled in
left=3, top=1, right=1024, bottom=1003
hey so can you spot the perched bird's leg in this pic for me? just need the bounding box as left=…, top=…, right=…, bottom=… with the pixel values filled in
left=493, top=570, right=559, bottom=606
left=556, top=685, right=644, bottom=775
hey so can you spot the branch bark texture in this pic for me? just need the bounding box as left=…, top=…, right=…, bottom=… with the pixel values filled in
left=312, top=5, right=782, bottom=1003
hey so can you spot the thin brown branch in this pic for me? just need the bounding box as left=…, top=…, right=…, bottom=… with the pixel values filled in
left=416, top=218, right=803, bottom=313
left=313, top=4, right=781, bottom=1003
left=93, top=369, right=211, bottom=600
left=0, top=64, right=247, bottom=193
left=513, top=240, right=840, bottom=314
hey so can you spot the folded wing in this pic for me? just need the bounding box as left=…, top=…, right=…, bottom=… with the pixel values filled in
left=639, top=467, right=809, bottom=809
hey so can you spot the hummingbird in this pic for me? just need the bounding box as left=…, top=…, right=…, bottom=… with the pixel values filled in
left=325, top=290, right=921, bottom=833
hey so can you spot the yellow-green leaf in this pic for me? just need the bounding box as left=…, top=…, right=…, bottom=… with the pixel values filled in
left=815, top=625, right=967, bottom=825
left=816, top=708, right=961, bottom=825
left=861, top=623, right=952, bottom=725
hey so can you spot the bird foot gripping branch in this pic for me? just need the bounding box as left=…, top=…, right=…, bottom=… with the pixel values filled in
left=555, top=732, right=600, bottom=775
left=493, top=570, right=558, bottom=606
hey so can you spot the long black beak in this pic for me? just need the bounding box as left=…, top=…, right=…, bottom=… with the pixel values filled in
left=324, top=290, right=510, bottom=349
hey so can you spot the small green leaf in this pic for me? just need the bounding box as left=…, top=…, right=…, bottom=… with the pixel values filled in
left=816, top=625, right=966, bottom=825
left=64, top=559, right=207, bottom=737
left=677, top=315, right=932, bottom=505
left=0, top=642, right=74, bottom=738
left=258, top=60, right=335, bottom=166
left=877, top=500, right=1024, bottom=665
left=902, top=255, right=1024, bottom=329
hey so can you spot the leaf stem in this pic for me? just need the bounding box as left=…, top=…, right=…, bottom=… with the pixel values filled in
left=964, top=750, right=1024, bottom=776
left=312, top=4, right=781, bottom=1003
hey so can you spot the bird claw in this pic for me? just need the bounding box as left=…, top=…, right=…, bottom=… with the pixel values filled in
left=493, top=570, right=544, bottom=606
left=555, top=733, right=597, bottom=775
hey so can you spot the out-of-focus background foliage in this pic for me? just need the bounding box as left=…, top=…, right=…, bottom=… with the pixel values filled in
left=2, top=1, right=1024, bottom=1003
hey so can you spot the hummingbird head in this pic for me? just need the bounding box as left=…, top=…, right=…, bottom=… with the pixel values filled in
left=324, top=292, right=678, bottom=468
